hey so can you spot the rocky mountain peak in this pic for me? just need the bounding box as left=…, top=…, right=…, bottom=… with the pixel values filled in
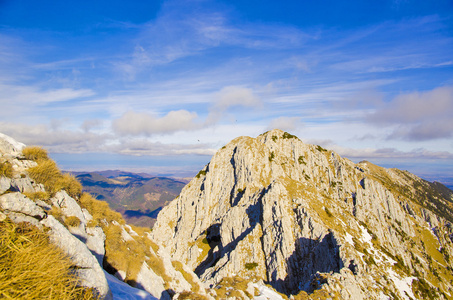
left=152, top=130, right=453, bottom=299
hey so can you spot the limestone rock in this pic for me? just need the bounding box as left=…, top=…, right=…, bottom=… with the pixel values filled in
left=135, top=262, right=171, bottom=300
left=0, top=177, right=11, bottom=193
left=0, top=192, right=45, bottom=219
left=152, top=129, right=453, bottom=298
left=51, top=190, right=86, bottom=222
left=0, top=132, right=25, bottom=155
left=40, top=215, right=112, bottom=299
left=105, top=271, right=157, bottom=300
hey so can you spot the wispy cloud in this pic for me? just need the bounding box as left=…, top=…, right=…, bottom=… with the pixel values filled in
left=112, top=110, right=201, bottom=136
left=266, top=116, right=303, bottom=132
left=331, top=145, right=453, bottom=160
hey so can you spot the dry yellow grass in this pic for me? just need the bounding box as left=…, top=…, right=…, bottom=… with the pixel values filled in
left=55, top=173, right=83, bottom=198
left=177, top=291, right=209, bottom=300
left=49, top=206, right=65, bottom=224
left=0, top=161, right=13, bottom=178
left=27, top=159, right=61, bottom=192
left=23, top=191, right=50, bottom=202
left=22, top=146, right=49, bottom=162
left=64, top=216, right=81, bottom=227
left=172, top=260, right=200, bottom=293
left=79, top=193, right=124, bottom=226
left=215, top=276, right=252, bottom=299
left=0, top=219, right=97, bottom=299
left=146, top=253, right=172, bottom=283
left=25, top=148, right=82, bottom=198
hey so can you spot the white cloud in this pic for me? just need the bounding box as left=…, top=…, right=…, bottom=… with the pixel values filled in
left=109, top=138, right=216, bottom=156
left=367, top=86, right=453, bottom=141
left=267, top=117, right=303, bottom=132
left=112, top=110, right=200, bottom=136
left=330, top=144, right=453, bottom=160
left=206, top=86, right=261, bottom=124
left=0, top=83, right=94, bottom=107
left=0, top=122, right=111, bottom=153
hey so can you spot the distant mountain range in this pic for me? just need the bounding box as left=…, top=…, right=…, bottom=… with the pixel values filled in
left=71, top=170, right=187, bottom=227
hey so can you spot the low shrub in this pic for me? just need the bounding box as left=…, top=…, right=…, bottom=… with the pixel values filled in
left=0, top=219, right=96, bottom=299
left=245, top=262, right=258, bottom=270
left=195, top=170, right=207, bottom=178
left=269, top=151, right=275, bottom=162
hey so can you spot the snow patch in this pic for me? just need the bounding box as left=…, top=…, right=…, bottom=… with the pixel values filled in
left=359, top=225, right=372, bottom=244
left=344, top=232, right=354, bottom=246
left=105, top=271, right=157, bottom=300
left=253, top=284, right=285, bottom=300
left=386, top=269, right=416, bottom=300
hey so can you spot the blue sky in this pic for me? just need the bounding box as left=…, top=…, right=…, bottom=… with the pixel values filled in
left=0, top=0, right=452, bottom=184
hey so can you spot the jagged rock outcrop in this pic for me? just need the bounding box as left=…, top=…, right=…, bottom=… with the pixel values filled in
left=152, top=129, right=453, bottom=299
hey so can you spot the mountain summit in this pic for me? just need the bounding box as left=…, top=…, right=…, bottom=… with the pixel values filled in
left=152, top=129, right=453, bottom=299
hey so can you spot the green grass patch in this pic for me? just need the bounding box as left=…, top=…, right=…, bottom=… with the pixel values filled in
left=195, top=170, right=207, bottom=178
left=269, top=151, right=275, bottom=162
left=298, top=156, right=306, bottom=165
left=282, top=132, right=298, bottom=139
left=315, top=145, right=327, bottom=152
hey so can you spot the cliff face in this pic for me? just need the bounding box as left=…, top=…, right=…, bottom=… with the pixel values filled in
left=152, top=129, right=453, bottom=299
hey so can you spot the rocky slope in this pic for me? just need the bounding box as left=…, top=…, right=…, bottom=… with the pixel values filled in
left=0, top=133, right=209, bottom=300
left=152, top=129, right=453, bottom=299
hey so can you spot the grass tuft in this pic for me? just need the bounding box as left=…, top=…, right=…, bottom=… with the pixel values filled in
left=0, top=161, right=13, bottom=178
left=177, top=291, right=209, bottom=300
left=23, top=191, right=50, bottom=202
left=22, top=146, right=49, bottom=162
left=172, top=260, right=200, bottom=292
left=55, top=173, right=82, bottom=199
left=0, top=219, right=97, bottom=299
left=26, top=155, right=82, bottom=198
left=64, top=216, right=82, bottom=228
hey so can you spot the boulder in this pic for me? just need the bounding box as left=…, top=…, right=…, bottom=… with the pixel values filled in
left=0, top=192, right=45, bottom=219
left=41, top=215, right=112, bottom=300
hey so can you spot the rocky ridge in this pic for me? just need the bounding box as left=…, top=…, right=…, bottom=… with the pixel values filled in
left=0, top=133, right=210, bottom=300
left=152, top=129, right=453, bottom=299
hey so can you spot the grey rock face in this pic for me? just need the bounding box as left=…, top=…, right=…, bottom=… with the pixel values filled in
left=0, top=132, right=25, bottom=155
left=152, top=129, right=453, bottom=298
left=0, top=192, right=45, bottom=219
left=0, top=177, right=11, bottom=193
left=135, top=262, right=171, bottom=300
left=41, top=215, right=112, bottom=299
